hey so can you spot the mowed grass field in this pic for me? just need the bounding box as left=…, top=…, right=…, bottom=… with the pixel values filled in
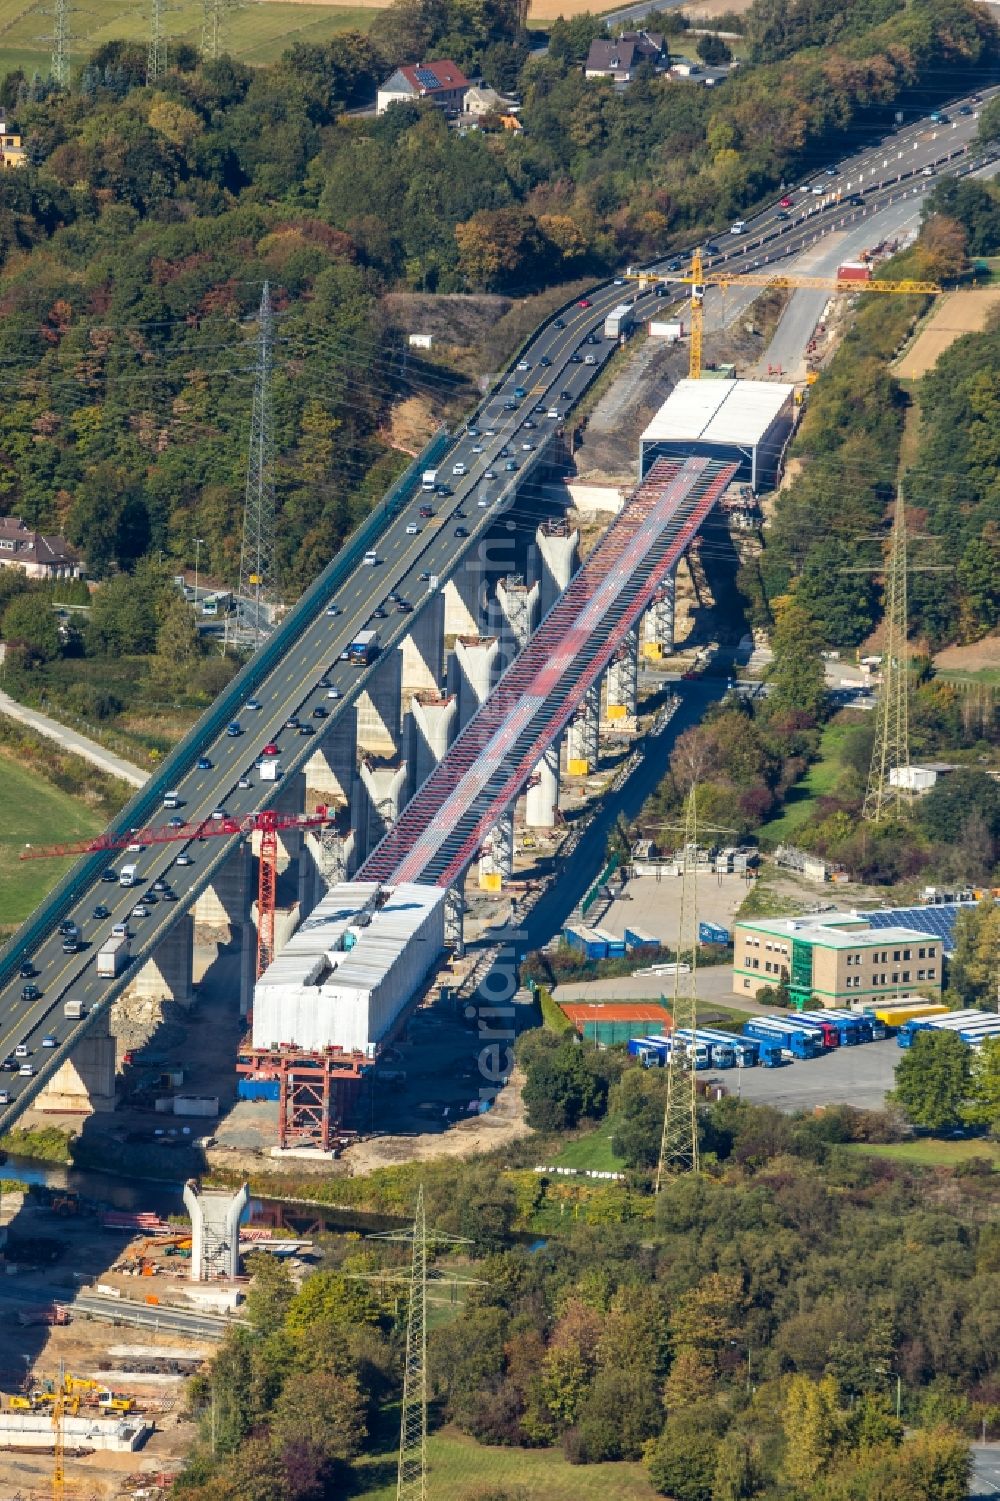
left=850, top=1139, right=1000, bottom=1169
left=0, top=0, right=385, bottom=76
left=353, top=1422, right=659, bottom=1501
left=756, top=719, right=854, bottom=846
left=0, top=752, right=102, bottom=934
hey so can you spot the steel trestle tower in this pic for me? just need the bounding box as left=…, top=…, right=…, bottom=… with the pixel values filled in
left=397, top=1186, right=428, bottom=1501
left=147, top=0, right=166, bottom=84
left=51, top=0, right=71, bottom=87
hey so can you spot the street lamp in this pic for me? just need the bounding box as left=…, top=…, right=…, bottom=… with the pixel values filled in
left=193, top=538, right=204, bottom=611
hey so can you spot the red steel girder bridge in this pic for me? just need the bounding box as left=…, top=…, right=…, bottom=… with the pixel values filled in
left=358, top=456, right=736, bottom=890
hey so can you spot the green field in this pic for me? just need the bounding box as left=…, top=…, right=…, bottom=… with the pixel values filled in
left=353, top=1422, right=658, bottom=1501
left=548, top=1117, right=626, bottom=1173
left=0, top=753, right=102, bottom=931
left=0, top=0, right=384, bottom=77
left=850, top=1139, right=1000, bottom=1169
left=756, top=720, right=853, bottom=846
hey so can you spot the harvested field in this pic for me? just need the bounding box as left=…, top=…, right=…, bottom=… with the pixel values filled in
left=894, top=289, right=1000, bottom=378
left=934, top=634, right=1000, bottom=678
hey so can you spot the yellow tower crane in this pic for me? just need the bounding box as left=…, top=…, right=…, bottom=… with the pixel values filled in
left=631, top=248, right=942, bottom=379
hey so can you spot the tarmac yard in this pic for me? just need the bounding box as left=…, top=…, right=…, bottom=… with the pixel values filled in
left=707, top=1038, right=901, bottom=1113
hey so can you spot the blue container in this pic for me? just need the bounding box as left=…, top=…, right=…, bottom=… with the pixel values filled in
left=238, top=1078, right=280, bottom=1102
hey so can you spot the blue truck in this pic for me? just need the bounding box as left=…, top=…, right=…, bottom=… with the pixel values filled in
left=673, top=1028, right=736, bottom=1069
left=697, top=1028, right=760, bottom=1067
left=744, top=1017, right=823, bottom=1060
left=897, top=1010, right=983, bottom=1048
left=627, top=1035, right=672, bottom=1066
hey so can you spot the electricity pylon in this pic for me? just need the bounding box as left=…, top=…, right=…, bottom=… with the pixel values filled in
left=51, top=0, right=70, bottom=87
left=656, top=784, right=701, bottom=1191
left=231, top=283, right=276, bottom=652
left=202, top=0, right=233, bottom=60
left=398, top=1186, right=428, bottom=1501
left=863, top=494, right=909, bottom=823
left=147, top=0, right=166, bottom=84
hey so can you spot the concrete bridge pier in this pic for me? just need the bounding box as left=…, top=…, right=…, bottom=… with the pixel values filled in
left=126, top=912, right=195, bottom=1009
left=401, top=588, right=444, bottom=696
left=535, top=521, right=579, bottom=620
left=478, top=808, right=514, bottom=891
left=305, top=709, right=357, bottom=811
left=410, top=691, right=458, bottom=791
left=450, top=635, right=499, bottom=730
left=357, top=760, right=408, bottom=862
left=497, top=575, right=539, bottom=653
left=445, top=876, right=466, bottom=956
left=444, top=567, right=484, bottom=638
left=525, top=740, right=560, bottom=828
left=644, top=566, right=676, bottom=658
left=606, top=627, right=639, bottom=719
left=34, top=1009, right=117, bottom=1114
left=357, top=648, right=402, bottom=758
left=567, top=684, right=600, bottom=775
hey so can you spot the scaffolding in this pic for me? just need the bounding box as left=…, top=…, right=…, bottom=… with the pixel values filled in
left=359, top=457, right=736, bottom=890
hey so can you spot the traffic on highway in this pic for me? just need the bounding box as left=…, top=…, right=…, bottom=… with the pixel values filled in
left=0, top=83, right=996, bottom=1126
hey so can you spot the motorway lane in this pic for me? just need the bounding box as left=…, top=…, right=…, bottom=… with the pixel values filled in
left=0, top=83, right=996, bottom=1122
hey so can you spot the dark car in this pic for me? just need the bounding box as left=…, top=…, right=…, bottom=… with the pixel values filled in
left=101, top=867, right=117, bottom=882
left=560, top=389, right=572, bottom=401
left=92, top=905, right=110, bottom=921
left=505, top=460, right=518, bottom=472
left=312, top=705, right=328, bottom=718
left=775, top=209, right=790, bottom=221
left=20, top=984, right=41, bottom=1002
left=553, top=317, right=565, bottom=329
left=454, top=509, right=467, bottom=519
left=586, top=333, right=599, bottom=345
left=569, top=354, right=583, bottom=363
left=162, top=888, right=179, bottom=901
left=144, top=891, right=159, bottom=905
left=419, top=505, right=434, bottom=518
left=435, top=483, right=452, bottom=496
left=704, top=241, right=721, bottom=255
left=58, top=919, right=75, bottom=936
left=298, top=724, right=315, bottom=736
left=19, top=962, right=35, bottom=978
left=539, top=355, right=551, bottom=367
left=523, top=419, right=536, bottom=429
left=455, top=526, right=469, bottom=538
left=373, top=606, right=387, bottom=619
left=397, top=600, right=413, bottom=613
left=197, top=756, right=212, bottom=771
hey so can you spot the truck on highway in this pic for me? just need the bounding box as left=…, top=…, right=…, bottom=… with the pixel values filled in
left=97, top=934, right=130, bottom=978
left=604, top=303, right=635, bottom=339
left=119, top=863, right=137, bottom=888
left=422, top=469, right=438, bottom=491
left=348, top=630, right=380, bottom=666
left=64, top=1000, right=86, bottom=1020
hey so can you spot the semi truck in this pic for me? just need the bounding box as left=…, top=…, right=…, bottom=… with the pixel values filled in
left=824, top=1008, right=877, bottom=1042
left=604, top=303, right=635, bottom=339
left=743, top=1017, right=823, bottom=1060
left=348, top=630, right=380, bottom=666
left=696, top=1028, right=760, bottom=1067
left=673, top=1028, right=736, bottom=1068
left=97, top=935, right=131, bottom=979
left=421, top=469, right=438, bottom=491
left=897, top=1010, right=983, bottom=1048
left=64, top=1000, right=86, bottom=1020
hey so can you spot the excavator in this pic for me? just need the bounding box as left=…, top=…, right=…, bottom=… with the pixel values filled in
left=7, top=1374, right=135, bottom=1417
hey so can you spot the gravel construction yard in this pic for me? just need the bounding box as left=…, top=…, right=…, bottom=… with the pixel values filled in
left=711, top=1038, right=901, bottom=1113
left=599, top=871, right=752, bottom=947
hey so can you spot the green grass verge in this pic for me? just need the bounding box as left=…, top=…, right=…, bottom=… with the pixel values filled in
left=0, top=0, right=383, bottom=77
left=0, top=753, right=102, bottom=930
left=756, top=721, right=853, bottom=847
left=353, top=1421, right=658, bottom=1501
left=547, top=1117, right=626, bottom=1173
left=736, top=878, right=807, bottom=921
left=935, top=667, right=1000, bottom=686
left=849, top=1139, right=1000, bottom=1168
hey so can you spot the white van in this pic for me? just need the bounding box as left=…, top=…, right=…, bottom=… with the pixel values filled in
left=163, top=789, right=181, bottom=809
left=731, top=220, right=746, bottom=234
left=363, top=550, right=378, bottom=566
left=119, top=863, right=137, bottom=888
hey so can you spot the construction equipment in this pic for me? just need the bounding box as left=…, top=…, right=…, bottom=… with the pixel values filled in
left=630, top=249, right=942, bottom=379
left=20, top=805, right=338, bottom=980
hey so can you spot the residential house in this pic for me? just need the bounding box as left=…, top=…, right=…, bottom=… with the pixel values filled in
left=584, top=31, right=665, bottom=82
left=376, top=61, right=470, bottom=116
left=0, top=116, right=26, bottom=168
left=0, top=517, right=81, bottom=579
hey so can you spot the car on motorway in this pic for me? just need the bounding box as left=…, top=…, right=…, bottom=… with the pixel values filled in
left=516, top=360, right=530, bottom=371
left=238, top=776, right=251, bottom=789
left=553, top=317, right=565, bottom=329
left=163, top=887, right=179, bottom=901
left=92, top=905, right=110, bottom=921
left=247, top=698, right=263, bottom=710
left=397, top=600, right=413, bottom=612
left=21, top=984, right=41, bottom=1002
left=324, top=604, right=340, bottom=617
left=779, top=195, right=793, bottom=207
left=15, top=1044, right=30, bottom=1058
left=419, top=504, right=434, bottom=518
left=921, top=165, right=934, bottom=177
left=313, top=705, right=328, bottom=718
left=112, top=923, right=128, bottom=938
left=298, top=724, right=314, bottom=736
left=453, top=462, right=467, bottom=476
left=101, top=867, right=117, bottom=882
left=539, top=355, right=551, bottom=367
left=455, top=526, right=469, bottom=538
left=168, top=816, right=184, bottom=829
left=471, top=443, right=483, bottom=454
left=586, top=332, right=599, bottom=344
left=262, top=742, right=279, bottom=756
left=143, top=891, right=159, bottom=905
left=372, top=606, right=387, bottom=620
left=811, top=184, right=824, bottom=194
left=578, top=297, right=592, bottom=308
left=454, top=508, right=467, bottom=518
left=0, top=1090, right=9, bottom=1104
left=824, top=165, right=839, bottom=176
left=326, top=687, right=341, bottom=700
left=478, top=496, right=491, bottom=507
left=483, top=427, right=496, bottom=437
left=730, top=220, right=746, bottom=234
left=197, top=756, right=212, bottom=771
left=210, top=808, right=226, bottom=820
left=523, top=418, right=536, bottom=429
left=569, top=353, right=583, bottom=363
left=775, top=210, right=790, bottom=221
left=19, top=961, right=35, bottom=978
left=58, top=919, right=75, bottom=935
left=418, top=571, right=431, bottom=582
left=522, top=442, right=533, bottom=452
left=514, top=387, right=526, bottom=399
left=958, top=103, right=972, bottom=116
left=484, top=469, right=496, bottom=480
left=152, top=879, right=168, bottom=892
left=62, top=938, right=79, bottom=953
left=504, top=398, right=517, bottom=410
left=285, top=716, right=300, bottom=729
left=42, top=1035, right=57, bottom=1049
left=584, top=354, right=597, bottom=365
left=18, top=1063, right=33, bottom=1077
left=405, top=522, right=420, bottom=535
left=435, top=483, right=452, bottom=495
left=560, top=389, right=572, bottom=401
left=226, top=721, right=242, bottom=736
left=176, top=853, right=193, bottom=866
left=704, top=242, right=721, bottom=254
left=467, top=425, right=480, bottom=437
left=505, top=460, right=518, bottom=471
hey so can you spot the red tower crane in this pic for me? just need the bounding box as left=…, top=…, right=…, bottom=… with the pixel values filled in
left=20, top=806, right=338, bottom=981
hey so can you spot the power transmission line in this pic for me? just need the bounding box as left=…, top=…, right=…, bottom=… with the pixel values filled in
left=147, top=0, right=166, bottom=84
left=230, top=282, right=276, bottom=652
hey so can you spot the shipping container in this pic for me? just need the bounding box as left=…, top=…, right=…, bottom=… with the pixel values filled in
left=837, top=261, right=872, bottom=282
left=591, top=927, right=626, bottom=959
left=623, top=926, right=660, bottom=954
left=563, top=926, right=608, bottom=960
left=237, top=1078, right=281, bottom=1102
left=172, top=1096, right=220, bottom=1117
left=698, top=921, right=731, bottom=945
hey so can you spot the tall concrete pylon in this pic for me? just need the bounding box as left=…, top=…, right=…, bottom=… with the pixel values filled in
left=183, top=1180, right=249, bottom=1281
left=535, top=520, right=579, bottom=620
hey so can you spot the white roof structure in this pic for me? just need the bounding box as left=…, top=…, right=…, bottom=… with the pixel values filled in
left=738, top=916, right=941, bottom=950
left=252, top=881, right=446, bottom=1056
left=640, top=379, right=794, bottom=448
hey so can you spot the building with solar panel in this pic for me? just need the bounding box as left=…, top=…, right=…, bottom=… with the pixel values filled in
left=733, top=911, right=946, bottom=1010
left=377, top=60, right=470, bottom=115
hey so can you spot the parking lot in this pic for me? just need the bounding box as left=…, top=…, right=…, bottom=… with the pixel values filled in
left=708, top=1038, right=900, bottom=1113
